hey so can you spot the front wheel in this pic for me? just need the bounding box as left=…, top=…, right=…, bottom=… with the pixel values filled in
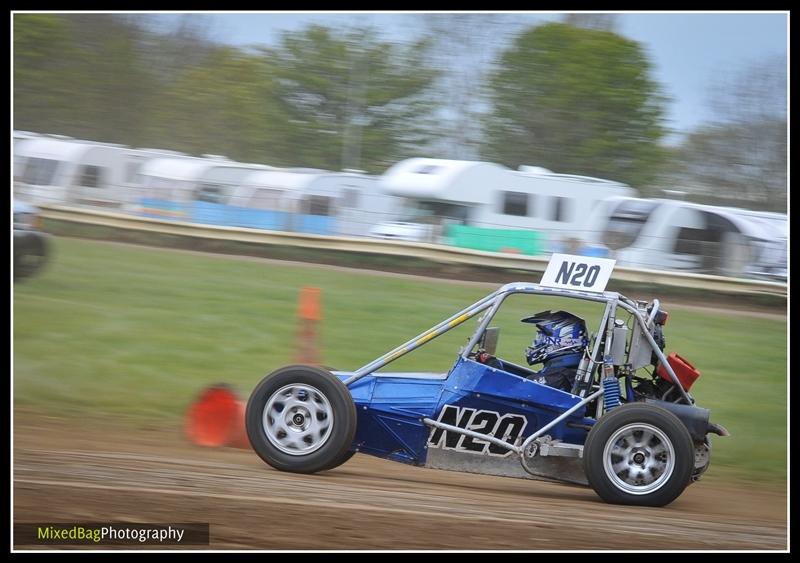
left=246, top=365, right=357, bottom=474
left=584, top=403, right=694, bottom=506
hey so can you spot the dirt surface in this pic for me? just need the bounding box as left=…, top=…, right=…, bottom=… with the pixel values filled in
left=13, top=410, right=787, bottom=551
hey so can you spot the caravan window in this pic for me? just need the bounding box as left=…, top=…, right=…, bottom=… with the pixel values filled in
left=552, top=197, right=570, bottom=222
left=501, top=191, right=531, bottom=217
left=22, top=158, right=60, bottom=186
left=306, top=195, right=333, bottom=216
left=400, top=200, right=470, bottom=225
left=77, top=165, right=105, bottom=188
left=673, top=227, right=706, bottom=256
left=602, top=200, right=659, bottom=250
left=674, top=212, right=739, bottom=274
left=195, top=183, right=226, bottom=204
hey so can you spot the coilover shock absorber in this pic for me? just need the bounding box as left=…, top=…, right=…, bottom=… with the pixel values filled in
left=602, top=355, right=621, bottom=412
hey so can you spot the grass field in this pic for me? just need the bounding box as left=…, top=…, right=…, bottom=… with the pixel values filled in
left=13, top=237, right=787, bottom=484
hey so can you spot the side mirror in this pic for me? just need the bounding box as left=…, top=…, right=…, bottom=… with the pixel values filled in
left=480, top=327, right=500, bottom=356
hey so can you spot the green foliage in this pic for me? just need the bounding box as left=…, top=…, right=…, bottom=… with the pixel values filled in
left=149, top=48, right=281, bottom=163
left=656, top=54, right=786, bottom=212
left=13, top=16, right=438, bottom=172
left=14, top=14, right=82, bottom=134
left=664, top=120, right=787, bottom=212
left=483, top=22, right=669, bottom=188
left=264, top=26, right=438, bottom=172
left=14, top=14, right=156, bottom=146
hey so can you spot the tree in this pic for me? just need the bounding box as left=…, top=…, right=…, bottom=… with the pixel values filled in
left=14, top=14, right=83, bottom=133
left=14, top=14, right=230, bottom=149
left=14, top=14, right=157, bottom=145
left=708, top=54, right=786, bottom=125
left=665, top=120, right=786, bottom=211
left=662, top=55, right=787, bottom=212
left=482, top=22, right=669, bottom=188
left=262, top=25, right=438, bottom=172
left=148, top=47, right=281, bottom=163
left=415, top=14, right=528, bottom=159
left=13, top=17, right=438, bottom=173
left=137, top=14, right=221, bottom=88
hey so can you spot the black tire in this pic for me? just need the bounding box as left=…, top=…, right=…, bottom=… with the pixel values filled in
left=246, top=364, right=357, bottom=474
left=14, top=232, right=49, bottom=281
left=288, top=364, right=357, bottom=471
left=584, top=403, right=694, bottom=507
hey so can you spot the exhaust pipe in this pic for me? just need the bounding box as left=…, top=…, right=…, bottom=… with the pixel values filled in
left=707, top=422, right=730, bottom=437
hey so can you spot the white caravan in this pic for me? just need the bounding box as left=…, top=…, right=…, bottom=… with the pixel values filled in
left=232, top=170, right=400, bottom=236
left=138, top=156, right=271, bottom=202
left=14, top=135, right=191, bottom=209
left=13, top=131, right=41, bottom=182
left=137, top=156, right=272, bottom=219
left=15, top=137, right=126, bottom=207
left=594, top=197, right=787, bottom=279
left=369, top=158, right=636, bottom=250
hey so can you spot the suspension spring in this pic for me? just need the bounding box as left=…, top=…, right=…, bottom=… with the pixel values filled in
left=603, top=376, right=621, bottom=412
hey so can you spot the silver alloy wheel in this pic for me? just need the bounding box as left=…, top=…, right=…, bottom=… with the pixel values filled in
left=602, top=422, right=675, bottom=495
left=262, top=383, right=334, bottom=455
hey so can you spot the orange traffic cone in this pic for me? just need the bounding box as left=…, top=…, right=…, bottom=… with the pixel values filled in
left=184, top=384, right=249, bottom=449
left=295, top=286, right=322, bottom=364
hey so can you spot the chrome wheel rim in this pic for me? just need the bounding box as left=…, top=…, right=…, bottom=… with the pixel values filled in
left=602, top=423, right=675, bottom=495
left=262, top=383, right=333, bottom=455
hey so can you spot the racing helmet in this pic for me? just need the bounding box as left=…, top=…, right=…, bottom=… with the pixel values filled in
left=522, top=310, right=588, bottom=366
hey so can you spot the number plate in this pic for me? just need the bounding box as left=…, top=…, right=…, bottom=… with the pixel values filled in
left=539, top=253, right=616, bottom=293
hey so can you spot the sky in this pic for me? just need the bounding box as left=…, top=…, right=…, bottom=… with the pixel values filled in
left=148, top=11, right=789, bottom=141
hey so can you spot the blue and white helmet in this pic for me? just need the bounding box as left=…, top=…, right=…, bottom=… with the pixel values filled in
left=522, top=310, right=588, bottom=365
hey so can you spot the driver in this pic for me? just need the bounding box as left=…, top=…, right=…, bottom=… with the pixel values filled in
left=522, top=310, right=589, bottom=391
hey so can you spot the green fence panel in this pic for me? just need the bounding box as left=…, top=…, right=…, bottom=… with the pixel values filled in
left=446, top=224, right=544, bottom=256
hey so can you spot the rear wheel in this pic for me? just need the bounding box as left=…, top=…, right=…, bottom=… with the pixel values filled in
left=246, top=365, right=357, bottom=473
left=584, top=403, right=694, bottom=506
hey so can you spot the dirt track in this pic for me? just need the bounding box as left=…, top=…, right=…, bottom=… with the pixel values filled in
left=12, top=412, right=787, bottom=551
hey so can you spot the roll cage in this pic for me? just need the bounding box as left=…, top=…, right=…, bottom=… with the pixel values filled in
left=342, top=282, right=693, bottom=458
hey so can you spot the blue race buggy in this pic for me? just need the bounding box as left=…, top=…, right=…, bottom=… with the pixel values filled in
left=245, top=255, right=728, bottom=506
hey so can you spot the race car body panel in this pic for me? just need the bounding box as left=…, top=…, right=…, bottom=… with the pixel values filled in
left=334, top=356, right=594, bottom=476
left=336, top=372, right=441, bottom=463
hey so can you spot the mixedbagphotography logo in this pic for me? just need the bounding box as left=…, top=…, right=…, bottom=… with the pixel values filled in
left=16, top=523, right=210, bottom=546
